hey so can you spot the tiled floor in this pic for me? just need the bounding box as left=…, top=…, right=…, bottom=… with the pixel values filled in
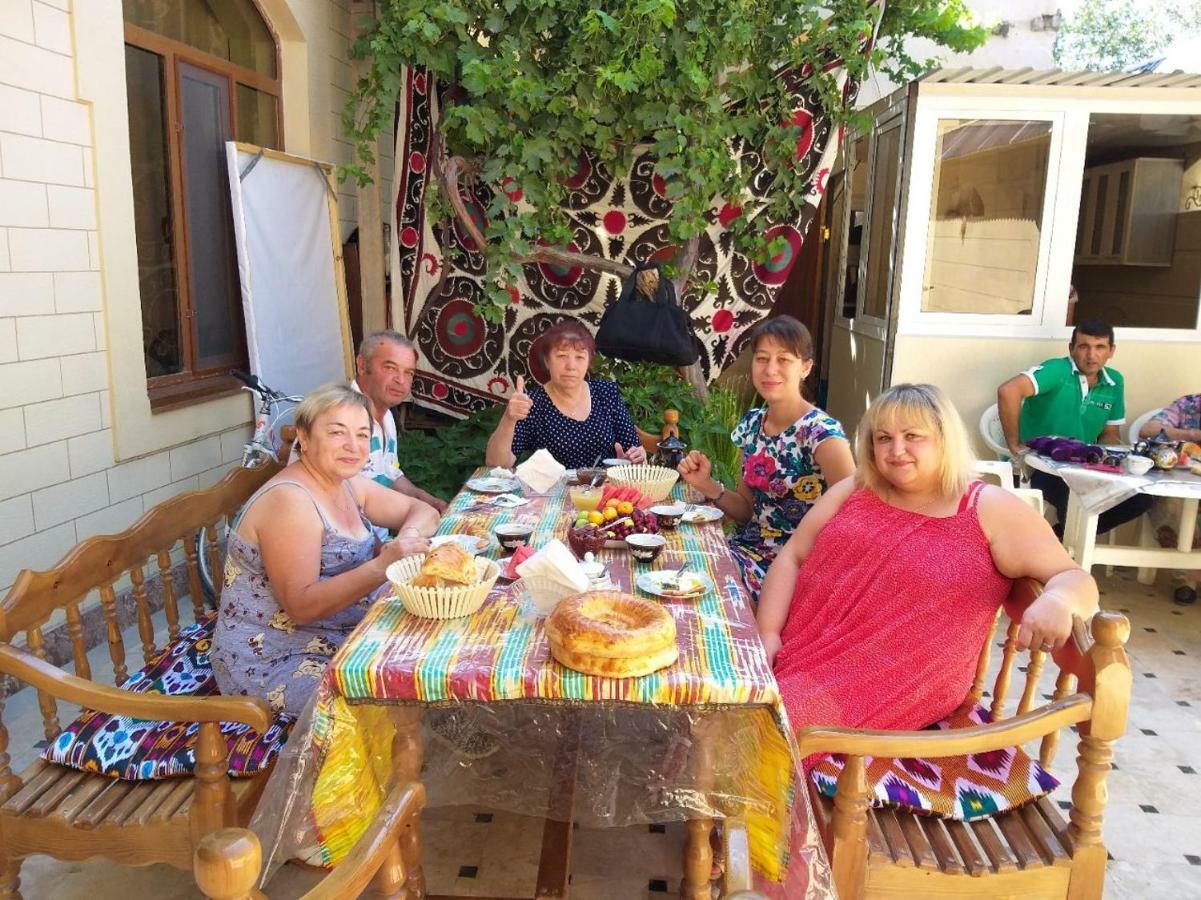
left=7, top=567, right=1201, bottom=898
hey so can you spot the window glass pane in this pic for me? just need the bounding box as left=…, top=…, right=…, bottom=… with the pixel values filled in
left=179, top=62, right=243, bottom=369
left=921, top=119, right=1052, bottom=315
left=125, top=44, right=182, bottom=377
left=236, top=83, right=279, bottom=149
left=861, top=124, right=902, bottom=319
left=1072, top=113, right=1201, bottom=329
left=124, top=0, right=276, bottom=78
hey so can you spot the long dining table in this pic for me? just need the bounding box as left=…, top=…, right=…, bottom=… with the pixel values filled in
left=250, top=469, right=833, bottom=898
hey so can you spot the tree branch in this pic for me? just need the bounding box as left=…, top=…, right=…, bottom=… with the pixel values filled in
left=671, top=234, right=701, bottom=298
left=434, top=134, right=633, bottom=280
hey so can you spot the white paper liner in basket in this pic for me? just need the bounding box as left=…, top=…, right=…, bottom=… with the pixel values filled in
left=606, top=464, right=680, bottom=502
left=386, top=555, right=500, bottom=619
left=515, top=575, right=579, bottom=615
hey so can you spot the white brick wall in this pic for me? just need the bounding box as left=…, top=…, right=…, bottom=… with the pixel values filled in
left=0, top=2, right=252, bottom=599
left=0, top=0, right=383, bottom=603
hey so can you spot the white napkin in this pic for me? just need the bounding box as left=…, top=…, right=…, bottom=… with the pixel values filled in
left=515, top=448, right=566, bottom=494
left=489, top=466, right=516, bottom=478
left=515, top=539, right=588, bottom=593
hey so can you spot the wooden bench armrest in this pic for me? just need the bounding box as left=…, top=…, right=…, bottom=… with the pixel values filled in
left=0, top=644, right=273, bottom=732
left=796, top=693, right=1093, bottom=759
left=193, top=781, right=427, bottom=899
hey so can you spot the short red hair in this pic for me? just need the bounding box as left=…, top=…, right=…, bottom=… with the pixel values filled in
left=536, top=320, right=595, bottom=366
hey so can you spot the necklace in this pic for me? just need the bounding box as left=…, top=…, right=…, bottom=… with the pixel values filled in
left=548, top=383, right=590, bottom=419
left=886, top=488, right=947, bottom=516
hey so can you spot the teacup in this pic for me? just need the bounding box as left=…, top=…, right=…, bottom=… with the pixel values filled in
left=1123, top=455, right=1154, bottom=476
left=649, top=504, right=685, bottom=529
left=625, top=533, right=667, bottom=562
left=494, top=523, right=534, bottom=551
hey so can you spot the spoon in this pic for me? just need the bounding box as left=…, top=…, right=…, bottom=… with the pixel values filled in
left=664, top=563, right=689, bottom=591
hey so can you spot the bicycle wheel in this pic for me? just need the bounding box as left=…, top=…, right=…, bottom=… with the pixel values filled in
left=196, top=526, right=219, bottom=608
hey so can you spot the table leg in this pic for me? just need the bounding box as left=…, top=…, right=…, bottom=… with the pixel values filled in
left=1077, top=511, right=1099, bottom=573
left=1178, top=498, right=1199, bottom=552
left=1136, top=513, right=1158, bottom=585
left=1063, top=491, right=1083, bottom=556
left=372, top=706, right=426, bottom=899
left=681, top=715, right=718, bottom=900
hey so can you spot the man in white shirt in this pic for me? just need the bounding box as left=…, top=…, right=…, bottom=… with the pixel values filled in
left=290, top=331, right=447, bottom=522
left=352, top=331, right=448, bottom=513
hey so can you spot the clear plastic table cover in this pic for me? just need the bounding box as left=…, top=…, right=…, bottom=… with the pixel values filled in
left=250, top=691, right=834, bottom=898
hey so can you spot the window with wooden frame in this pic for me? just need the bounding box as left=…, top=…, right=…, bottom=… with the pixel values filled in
left=123, top=0, right=281, bottom=409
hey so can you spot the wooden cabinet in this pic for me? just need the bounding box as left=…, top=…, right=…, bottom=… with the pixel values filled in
left=1074, top=157, right=1183, bottom=267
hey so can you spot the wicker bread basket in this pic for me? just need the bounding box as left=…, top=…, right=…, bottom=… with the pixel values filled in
left=386, top=555, right=500, bottom=619
left=605, top=464, right=680, bottom=503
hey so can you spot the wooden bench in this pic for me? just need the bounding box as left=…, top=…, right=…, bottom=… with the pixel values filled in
left=799, top=579, right=1132, bottom=899
left=0, top=457, right=284, bottom=897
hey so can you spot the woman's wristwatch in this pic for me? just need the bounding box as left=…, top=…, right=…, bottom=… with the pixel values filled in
left=705, top=481, right=726, bottom=504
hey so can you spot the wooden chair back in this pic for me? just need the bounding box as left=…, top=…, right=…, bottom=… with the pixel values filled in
left=968, top=578, right=1119, bottom=770
left=0, top=454, right=281, bottom=775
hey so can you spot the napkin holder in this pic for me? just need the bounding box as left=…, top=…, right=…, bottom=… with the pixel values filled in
left=516, top=449, right=566, bottom=494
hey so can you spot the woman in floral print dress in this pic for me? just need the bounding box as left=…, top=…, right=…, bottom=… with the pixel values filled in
left=678, top=316, right=855, bottom=600
left=211, top=384, right=440, bottom=717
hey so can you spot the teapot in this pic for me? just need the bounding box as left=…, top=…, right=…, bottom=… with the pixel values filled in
left=1134, top=428, right=1180, bottom=470
left=655, top=433, right=688, bottom=470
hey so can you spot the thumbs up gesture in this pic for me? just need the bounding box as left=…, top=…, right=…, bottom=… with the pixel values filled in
left=506, top=375, right=533, bottom=422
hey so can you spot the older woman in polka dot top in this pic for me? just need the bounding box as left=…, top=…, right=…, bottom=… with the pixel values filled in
left=485, top=320, right=648, bottom=469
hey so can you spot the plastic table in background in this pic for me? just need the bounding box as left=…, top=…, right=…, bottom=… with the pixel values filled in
left=1024, top=454, right=1201, bottom=580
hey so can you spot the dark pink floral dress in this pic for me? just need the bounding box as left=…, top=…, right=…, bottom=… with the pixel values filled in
left=211, top=480, right=387, bottom=717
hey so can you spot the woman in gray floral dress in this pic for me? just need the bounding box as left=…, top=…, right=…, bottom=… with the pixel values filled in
left=677, top=317, right=855, bottom=600
left=212, top=384, right=440, bottom=716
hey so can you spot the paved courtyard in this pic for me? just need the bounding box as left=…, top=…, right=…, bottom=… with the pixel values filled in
left=8, top=567, right=1200, bottom=898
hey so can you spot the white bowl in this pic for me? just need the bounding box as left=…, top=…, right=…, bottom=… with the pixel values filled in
left=386, top=555, right=500, bottom=619
left=1124, top=455, right=1154, bottom=476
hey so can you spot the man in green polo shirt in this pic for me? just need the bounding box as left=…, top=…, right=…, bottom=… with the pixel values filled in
left=997, top=319, right=1151, bottom=537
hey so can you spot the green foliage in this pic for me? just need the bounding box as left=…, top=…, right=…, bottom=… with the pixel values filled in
left=1054, top=0, right=1201, bottom=71
left=590, top=356, right=747, bottom=485
left=344, top=1, right=986, bottom=320
left=396, top=405, right=503, bottom=499
left=687, top=382, right=746, bottom=488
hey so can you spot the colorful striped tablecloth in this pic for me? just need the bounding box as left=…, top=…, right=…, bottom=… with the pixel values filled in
left=304, top=472, right=801, bottom=882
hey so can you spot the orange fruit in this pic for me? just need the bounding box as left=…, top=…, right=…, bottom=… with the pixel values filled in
left=603, top=507, right=618, bottom=521
left=617, top=501, right=634, bottom=515
left=605, top=498, right=619, bottom=509
left=587, top=510, right=604, bottom=526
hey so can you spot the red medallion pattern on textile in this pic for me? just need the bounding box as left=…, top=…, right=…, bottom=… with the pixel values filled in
left=390, top=67, right=847, bottom=417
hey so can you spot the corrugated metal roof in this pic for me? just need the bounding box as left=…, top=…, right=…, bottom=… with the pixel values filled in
left=921, top=67, right=1201, bottom=90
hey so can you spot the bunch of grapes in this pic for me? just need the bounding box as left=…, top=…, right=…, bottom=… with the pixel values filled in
left=605, top=509, right=659, bottom=540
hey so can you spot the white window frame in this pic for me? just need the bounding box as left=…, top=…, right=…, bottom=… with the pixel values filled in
left=896, top=91, right=1201, bottom=343
left=897, top=103, right=1066, bottom=336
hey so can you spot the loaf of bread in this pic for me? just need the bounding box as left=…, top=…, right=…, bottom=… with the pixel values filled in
left=411, top=542, right=477, bottom=588
left=545, top=590, right=678, bottom=677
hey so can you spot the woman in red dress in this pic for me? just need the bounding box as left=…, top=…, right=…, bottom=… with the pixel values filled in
left=757, top=383, right=1099, bottom=734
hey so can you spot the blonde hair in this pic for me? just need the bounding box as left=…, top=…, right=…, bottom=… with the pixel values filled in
left=293, top=383, right=371, bottom=453
left=855, top=383, right=975, bottom=498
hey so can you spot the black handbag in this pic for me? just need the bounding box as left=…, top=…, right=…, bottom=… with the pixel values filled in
left=595, top=264, right=700, bottom=366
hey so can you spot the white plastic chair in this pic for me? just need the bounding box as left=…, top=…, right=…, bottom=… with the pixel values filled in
left=1011, top=487, right=1046, bottom=516
left=1126, top=408, right=1165, bottom=445
left=979, top=403, right=1009, bottom=459
left=972, top=459, right=1015, bottom=490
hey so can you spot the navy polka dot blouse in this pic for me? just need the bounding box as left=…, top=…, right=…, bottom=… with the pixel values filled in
left=511, top=379, right=640, bottom=468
